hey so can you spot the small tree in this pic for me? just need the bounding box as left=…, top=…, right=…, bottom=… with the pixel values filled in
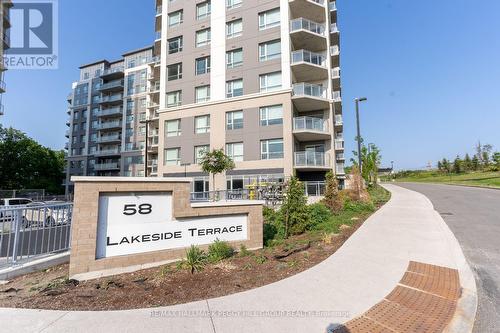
left=493, top=152, right=500, bottom=168
left=199, top=148, right=235, bottom=193
left=452, top=155, right=462, bottom=174
left=322, top=171, right=343, bottom=214
left=463, top=153, right=472, bottom=172
left=471, top=155, right=480, bottom=171
left=280, top=177, right=309, bottom=238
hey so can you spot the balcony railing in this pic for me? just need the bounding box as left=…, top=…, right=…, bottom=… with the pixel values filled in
left=155, top=31, right=161, bottom=40
left=303, top=181, right=326, bottom=197
left=330, top=23, right=339, bottom=34
left=97, top=107, right=122, bottom=117
left=290, top=18, right=325, bottom=36
left=333, top=90, right=342, bottom=102
left=336, top=153, right=345, bottom=161
left=293, top=116, right=328, bottom=132
left=101, top=66, right=124, bottom=77
left=329, top=2, right=337, bottom=11
left=97, top=134, right=121, bottom=143
left=334, top=139, right=344, bottom=150
left=150, top=81, right=160, bottom=92
left=309, top=0, right=325, bottom=5
left=156, top=6, right=162, bottom=14
left=99, top=80, right=124, bottom=91
left=292, top=83, right=327, bottom=99
left=291, top=50, right=326, bottom=67
left=94, top=163, right=120, bottom=171
left=332, top=67, right=340, bottom=78
left=336, top=164, right=346, bottom=175
left=96, top=121, right=122, bottom=130
left=330, top=45, right=340, bottom=56
left=295, top=151, right=331, bottom=168
left=335, top=114, right=343, bottom=126
left=94, top=148, right=121, bottom=156
left=99, top=94, right=123, bottom=104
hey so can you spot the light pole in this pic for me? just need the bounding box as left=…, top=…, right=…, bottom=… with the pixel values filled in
left=355, top=97, right=367, bottom=172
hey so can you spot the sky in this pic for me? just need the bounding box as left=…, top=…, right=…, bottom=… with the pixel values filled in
left=2, top=0, right=500, bottom=170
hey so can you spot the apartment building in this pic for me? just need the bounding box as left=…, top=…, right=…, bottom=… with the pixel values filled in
left=64, top=47, right=161, bottom=194
left=154, top=0, right=345, bottom=193
left=0, top=0, right=13, bottom=116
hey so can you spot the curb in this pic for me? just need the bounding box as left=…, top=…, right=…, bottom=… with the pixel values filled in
left=392, top=181, right=500, bottom=191
left=0, top=252, right=69, bottom=281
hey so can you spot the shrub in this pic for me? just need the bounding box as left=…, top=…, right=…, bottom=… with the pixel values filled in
left=239, top=244, right=251, bottom=257
left=307, top=203, right=333, bottom=230
left=208, top=239, right=234, bottom=262
left=183, top=245, right=207, bottom=274
left=322, top=171, right=343, bottom=214
left=280, top=177, right=310, bottom=238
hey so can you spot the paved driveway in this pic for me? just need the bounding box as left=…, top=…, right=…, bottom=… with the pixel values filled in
left=395, top=183, right=500, bottom=333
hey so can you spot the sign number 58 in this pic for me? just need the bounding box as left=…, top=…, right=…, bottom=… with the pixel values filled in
left=123, top=204, right=152, bottom=216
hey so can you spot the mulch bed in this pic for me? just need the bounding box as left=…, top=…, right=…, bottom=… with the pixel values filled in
left=0, top=217, right=370, bottom=311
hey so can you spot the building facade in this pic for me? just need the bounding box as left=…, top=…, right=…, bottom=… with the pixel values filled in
left=65, top=0, right=344, bottom=195
left=0, top=0, right=13, bottom=116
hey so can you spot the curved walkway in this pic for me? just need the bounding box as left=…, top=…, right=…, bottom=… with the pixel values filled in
left=1, top=185, right=476, bottom=333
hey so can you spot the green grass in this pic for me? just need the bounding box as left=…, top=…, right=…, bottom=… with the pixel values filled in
left=388, top=170, right=500, bottom=188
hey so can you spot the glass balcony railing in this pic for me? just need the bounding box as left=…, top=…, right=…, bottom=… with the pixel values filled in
left=94, top=148, right=121, bottom=156
left=291, top=50, right=326, bottom=67
left=332, top=67, right=341, bottom=78
left=96, top=121, right=122, bottom=130
left=335, top=114, right=343, bottom=125
left=335, top=139, right=344, bottom=149
left=292, top=83, right=327, bottom=99
left=333, top=90, right=342, bottom=101
left=99, top=80, right=124, bottom=91
left=97, top=134, right=121, bottom=143
left=97, top=107, right=122, bottom=117
left=330, top=45, right=340, bottom=56
left=293, top=116, right=328, bottom=132
left=329, top=1, right=337, bottom=11
left=101, top=66, right=124, bottom=77
left=99, top=94, right=123, bottom=104
left=330, top=23, right=339, bottom=34
left=294, top=151, right=331, bottom=168
left=94, top=163, right=120, bottom=170
left=290, top=18, right=325, bottom=36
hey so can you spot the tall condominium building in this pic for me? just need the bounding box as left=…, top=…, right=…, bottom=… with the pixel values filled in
left=0, top=0, right=13, bottom=116
left=65, top=0, right=344, bottom=195
left=64, top=47, right=161, bottom=194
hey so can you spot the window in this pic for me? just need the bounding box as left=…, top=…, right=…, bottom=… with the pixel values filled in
left=261, top=139, right=284, bottom=159
left=166, top=90, right=182, bottom=107
left=168, top=36, right=183, bottom=54
left=194, top=145, right=210, bottom=164
left=226, top=142, right=244, bottom=162
left=139, top=126, right=146, bottom=135
left=196, top=28, right=211, bottom=47
left=195, top=85, right=211, bottom=103
left=226, top=19, right=243, bottom=39
left=195, top=56, right=211, bottom=75
left=165, top=119, right=181, bottom=137
left=226, top=0, right=242, bottom=9
left=168, top=10, right=183, bottom=27
left=167, top=63, right=182, bottom=81
left=259, top=39, right=281, bottom=61
left=196, top=1, right=211, bottom=20
left=226, top=48, right=243, bottom=68
left=259, top=8, right=280, bottom=30
left=226, top=79, right=243, bottom=98
left=164, top=148, right=181, bottom=166
left=259, top=72, right=282, bottom=92
left=260, top=105, right=283, bottom=126
left=226, top=110, right=243, bottom=130
left=195, top=115, right=210, bottom=134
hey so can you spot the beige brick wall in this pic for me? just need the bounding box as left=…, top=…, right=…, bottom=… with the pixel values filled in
left=69, top=178, right=263, bottom=279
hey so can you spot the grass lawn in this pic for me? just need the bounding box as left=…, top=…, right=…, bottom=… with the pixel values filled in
left=388, top=170, right=500, bottom=188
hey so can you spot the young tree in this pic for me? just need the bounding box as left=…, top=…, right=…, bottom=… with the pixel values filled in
left=280, top=177, right=309, bottom=238
left=463, top=153, right=472, bottom=172
left=452, top=155, right=462, bottom=174
left=199, top=148, right=235, bottom=193
left=493, top=152, right=500, bottom=168
left=437, top=160, right=443, bottom=172
left=471, top=155, right=480, bottom=171
left=322, top=171, right=343, bottom=214
left=351, top=142, right=382, bottom=185
left=441, top=158, right=451, bottom=173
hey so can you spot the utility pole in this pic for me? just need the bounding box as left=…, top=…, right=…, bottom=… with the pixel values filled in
left=355, top=97, right=367, bottom=172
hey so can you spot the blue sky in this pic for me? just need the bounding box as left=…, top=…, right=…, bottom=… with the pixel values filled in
left=2, top=0, right=500, bottom=170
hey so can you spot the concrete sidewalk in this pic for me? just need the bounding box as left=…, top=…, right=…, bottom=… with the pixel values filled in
left=1, top=185, right=476, bottom=333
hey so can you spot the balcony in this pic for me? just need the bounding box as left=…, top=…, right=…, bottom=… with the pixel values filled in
left=333, top=90, right=342, bottom=103
left=94, top=148, right=121, bottom=156
left=148, top=56, right=161, bottom=67
left=334, top=114, right=343, bottom=126
left=97, top=107, right=123, bottom=117
left=65, top=130, right=70, bottom=138
left=96, top=121, right=122, bottom=131
left=99, top=79, right=124, bottom=92
left=291, top=50, right=328, bottom=81
left=293, top=116, right=330, bottom=141
left=150, top=81, right=160, bottom=93
left=99, top=94, right=123, bottom=106
left=294, top=151, right=331, bottom=170
left=292, top=83, right=329, bottom=111
left=100, top=66, right=124, bottom=80
left=289, top=0, right=326, bottom=23
left=97, top=134, right=121, bottom=143
left=331, top=67, right=341, bottom=89
left=334, top=139, right=344, bottom=150
left=94, top=162, right=120, bottom=171
left=330, top=45, right=340, bottom=57
left=156, top=5, right=162, bottom=15
left=147, top=101, right=159, bottom=109
left=336, top=153, right=345, bottom=161
left=289, top=18, right=326, bottom=52
left=336, top=163, right=346, bottom=175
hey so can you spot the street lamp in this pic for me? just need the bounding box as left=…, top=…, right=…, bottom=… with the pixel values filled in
left=355, top=97, right=367, bottom=172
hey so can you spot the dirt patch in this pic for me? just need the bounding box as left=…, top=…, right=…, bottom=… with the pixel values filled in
left=0, top=215, right=370, bottom=311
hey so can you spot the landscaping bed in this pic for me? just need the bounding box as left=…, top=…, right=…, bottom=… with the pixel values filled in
left=0, top=186, right=390, bottom=311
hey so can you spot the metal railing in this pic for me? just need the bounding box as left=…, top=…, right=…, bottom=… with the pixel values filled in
left=101, top=66, right=124, bottom=77
left=190, top=187, right=284, bottom=205
left=294, top=151, right=331, bottom=167
left=330, top=45, right=340, bottom=56
left=0, top=203, right=73, bottom=268
left=292, top=83, right=327, bottom=99
left=293, top=116, right=328, bottom=132
left=94, top=148, right=121, bottom=156
left=290, top=18, right=325, bottom=36
left=303, top=181, right=326, bottom=197
left=99, top=80, right=124, bottom=91
left=291, top=50, right=326, bottom=67
left=94, top=163, right=120, bottom=171
left=96, top=121, right=122, bottom=130
left=97, top=107, right=123, bottom=117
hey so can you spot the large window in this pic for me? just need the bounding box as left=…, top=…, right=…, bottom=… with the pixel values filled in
left=226, top=142, right=244, bottom=162
left=167, top=63, right=182, bottom=81
left=259, top=39, right=281, bottom=61
left=226, top=79, right=243, bottom=98
left=226, top=0, right=242, bottom=10
left=226, top=19, right=243, bottom=39
left=261, top=139, right=284, bottom=160
left=165, top=119, right=181, bottom=137
left=196, top=28, right=211, bottom=47
left=164, top=148, right=180, bottom=166
left=226, top=48, right=243, bottom=68
left=259, top=8, right=280, bottom=30
left=196, top=1, right=211, bottom=20
left=260, top=105, right=283, bottom=126
left=166, top=90, right=182, bottom=107
left=168, top=36, right=183, bottom=54
left=195, top=115, right=210, bottom=134
left=194, top=145, right=210, bottom=164
left=226, top=110, right=243, bottom=130
left=259, top=72, right=282, bottom=92
left=168, top=10, right=183, bottom=27
left=195, top=56, right=211, bottom=75
left=195, top=85, right=211, bottom=103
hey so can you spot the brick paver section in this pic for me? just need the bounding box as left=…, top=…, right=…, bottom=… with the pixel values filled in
left=333, top=261, right=460, bottom=333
